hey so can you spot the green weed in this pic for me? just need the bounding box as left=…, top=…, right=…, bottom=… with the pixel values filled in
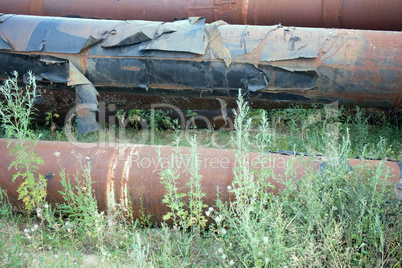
left=0, top=73, right=401, bottom=266
left=0, top=71, right=47, bottom=212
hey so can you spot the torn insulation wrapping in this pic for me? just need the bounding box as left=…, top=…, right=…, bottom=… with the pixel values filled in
left=68, top=62, right=99, bottom=133
left=75, top=84, right=99, bottom=133
left=205, top=21, right=232, bottom=67
left=0, top=14, right=401, bottom=133
left=139, top=17, right=208, bottom=55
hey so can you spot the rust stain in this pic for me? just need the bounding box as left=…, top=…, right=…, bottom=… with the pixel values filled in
left=0, top=0, right=401, bottom=31
left=63, top=53, right=89, bottom=74
left=75, top=105, right=90, bottom=117
left=0, top=139, right=400, bottom=223
left=242, top=0, right=249, bottom=25
left=120, top=146, right=140, bottom=212
left=235, top=26, right=279, bottom=66
left=29, top=0, right=44, bottom=15
left=106, top=151, right=119, bottom=213
left=121, top=66, right=142, bottom=71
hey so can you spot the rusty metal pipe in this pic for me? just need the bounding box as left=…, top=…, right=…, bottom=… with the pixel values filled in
left=0, top=14, right=401, bottom=133
left=0, top=0, right=401, bottom=31
left=0, top=139, right=400, bottom=223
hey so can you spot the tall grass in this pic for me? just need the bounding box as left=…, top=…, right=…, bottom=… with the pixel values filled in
left=206, top=94, right=399, bottom=267
left=0, top=77, right=400, bottom=266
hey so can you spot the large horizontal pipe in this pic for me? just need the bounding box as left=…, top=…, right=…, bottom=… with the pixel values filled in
left=0, top=139, right=401, bottom=223
left=0, top=14, right=401, bottom=133
left=0, top=0, right=401, bottom=31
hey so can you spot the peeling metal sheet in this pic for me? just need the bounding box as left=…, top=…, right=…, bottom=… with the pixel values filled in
left=80, top=35, right=104, bottom=52
left=1, top=16, right=106, bottom=53
left=39, top=55, right=68, bottom=64
left=260, top=27, right=329, bottom=62
left=101, top=21, right=161, bottom=48
left=36, top=72, right=68, bottom=84
left=219, top=25, right=272, bottom=59
left=0, top=15, right=11, bottom=50
left=0, top=32, right=11, bottom=50
left=241, top=26, right=270, bottom=55
left=75, top=84, right=99, bottom=133
left=205, top=20, right=232, bottom=67
left=68, top=62, right=99, bottom=133
left=139, top=18, right=208, bottom=55
left=269, top=59, right=318, bottom=72
left=68, top=62, right=91, bottom=86
left=0, top=13, right=14, bottom=23
left=320, top=31, right=362, bottom=65
left=26, top=19, right=90, bottom=53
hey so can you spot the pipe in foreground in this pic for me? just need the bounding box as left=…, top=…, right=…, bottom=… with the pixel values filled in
left=0, top=14, right=401, bottom=133
left=0, top=0, right=401, bottom=31
left=0, top=139, right=400, bottom=223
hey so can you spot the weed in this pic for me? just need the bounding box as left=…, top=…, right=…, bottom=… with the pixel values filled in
left=0, top=186, right=12, bottom=218
left=57, top=155, right=105, bottom=241
left=150, top=109, right=175, bottom=131
left=0, top=71, right=47, bottom=212
left=208, top=91, right=401, bottom=267
left=186, top=135, right=208, bottom=230
left=0, top=74, right=401, bottom=266
left=116, top=109, right=145, bottom=131
left=157, top=137, right=187, bottom=228
left=44, top=108, right=60, bottom=133
left=0, top=71, right=37, bottom=140
left=186, top=110, right=198, bottom=130
left=157, top=132, right=208, bottom=232
left=138, top=197, right=152, bottom=227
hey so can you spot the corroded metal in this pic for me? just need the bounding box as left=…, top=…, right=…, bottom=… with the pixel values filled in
left=0, top=0, right=401, bottom=31
left=0, top=139, right=400, bottom=223
left=0, top=14, right=401, bottom=133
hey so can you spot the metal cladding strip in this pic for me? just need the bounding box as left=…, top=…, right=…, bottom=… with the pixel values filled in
left=68, top=62, right=99, bottom=133
left=0, top=138, right=400, bottom=223
left=0, top=14, right=401, bottom=133
left=0, top=0, right=401, bottom=31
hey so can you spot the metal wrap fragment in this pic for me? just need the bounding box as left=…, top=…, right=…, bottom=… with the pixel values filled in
left=0, top=139, right=400, bottom=223
left=74, top=84, right=99, bottom=133
left=0, top=14, right=401, bottom=133
left=0, top=0, right=400, bottom=31
left=68, top=63, right=99, bottom=133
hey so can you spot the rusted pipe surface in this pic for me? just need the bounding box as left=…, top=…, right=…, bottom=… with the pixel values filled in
left=0, top=14, right=401, bottom=133
left=0, top=139, right=400, bottom=223
left=0, top=0, right=400, bottom=31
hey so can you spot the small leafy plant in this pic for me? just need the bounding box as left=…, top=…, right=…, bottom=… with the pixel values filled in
left=57, top=158, right=103, bottom=239
left=157, top=137, right=187, bottom=228
left=0, top=71, right=47, bottom=212
left=45, top=108, right=60, bottom=133
left=158, top=134, right=207, bottom=231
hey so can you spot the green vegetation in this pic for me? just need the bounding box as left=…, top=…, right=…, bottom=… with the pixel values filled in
left=0, top=72, right=47, bottom=212
left=158, top=134, right=208, bottom=231
left=0, top=75, right=401, bottom=267
left=24, top=103, right=402, bottom=160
